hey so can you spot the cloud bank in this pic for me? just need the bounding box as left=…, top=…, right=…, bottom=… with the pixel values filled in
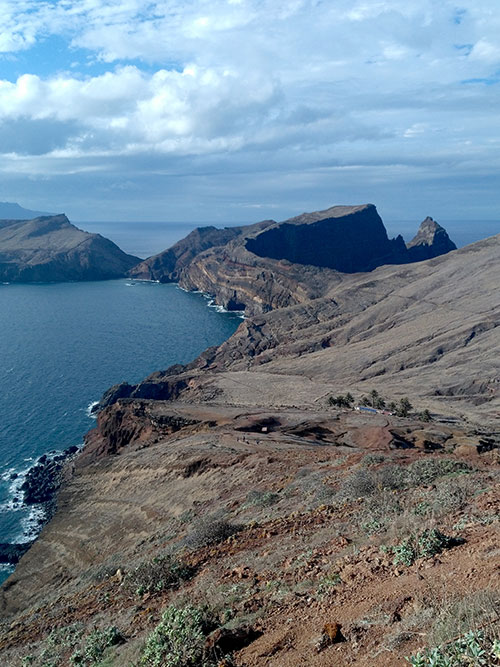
left=0, top=0, right=499, bottom=221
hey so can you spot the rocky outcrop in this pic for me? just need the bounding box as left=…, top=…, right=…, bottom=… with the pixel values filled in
left=0, top=215, right=140, bottom=282
left=130, top=222, right=272, bottom=282
left=406, top=217, right=457, bottom=261
left=245, top=204, right=408, bottom=272
left=0, top=542, right=33, bottom=565
left=20, top=447, right=79, bottom=506
left=128, top=204, right=457, bottom=314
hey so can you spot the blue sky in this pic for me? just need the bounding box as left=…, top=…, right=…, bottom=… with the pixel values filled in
left=0, top=0, right=499, bottom=224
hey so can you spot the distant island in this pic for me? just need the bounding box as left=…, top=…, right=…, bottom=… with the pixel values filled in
left=0, top=201, right=52, bottom=219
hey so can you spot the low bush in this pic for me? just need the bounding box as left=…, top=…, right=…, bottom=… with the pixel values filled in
left=392, top=528, right=461, bottom=567
left=407, top=630, right=500, bottom=666
left=338, top=469, right=377, bottom=499
left=406, top=459, right=473, bottom=486
left=70, top=627, right=125, bottom=665
left=140, top=605, right=215, bottom=667
left=244, top=490, right=280, bottom=508
left=124, top=554, right=195, bottom=596
left=185, top=517, right=242, bottom=549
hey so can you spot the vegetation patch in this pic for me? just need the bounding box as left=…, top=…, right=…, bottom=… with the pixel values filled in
left=140, top=605, right=216, bottom=667
left=392, top=528, right=463, bottom=567
left=407, top=631, right=500, bottom=666
left=243, top=490, right=280, bottom=508
left=185, top=516, right=243, bottom=549
left=124, top=554, right=195, bottom=596
left=70, top=627, right=125, bottom=665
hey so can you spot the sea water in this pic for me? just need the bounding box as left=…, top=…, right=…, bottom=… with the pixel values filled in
left=0, top=277, right=241, bottom=582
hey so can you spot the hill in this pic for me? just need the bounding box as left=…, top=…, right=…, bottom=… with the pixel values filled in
left=130, top=204, right=457, bottom=314
left=0, top=215, right=141, bottom=282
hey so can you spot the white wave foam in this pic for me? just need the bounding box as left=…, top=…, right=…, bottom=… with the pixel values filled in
left=18, top=505, right=47, bottom=542
left=86, top=400, right=99, bottom=419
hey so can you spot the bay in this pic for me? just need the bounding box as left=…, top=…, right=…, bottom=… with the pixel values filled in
left=0, top=278, right=241, bottom=581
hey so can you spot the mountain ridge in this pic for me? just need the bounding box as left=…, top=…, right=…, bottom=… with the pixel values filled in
left=129, top=204, right=458, bottom=314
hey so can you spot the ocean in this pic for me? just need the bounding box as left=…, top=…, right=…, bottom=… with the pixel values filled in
left=0, top=217, right=497, bottom=583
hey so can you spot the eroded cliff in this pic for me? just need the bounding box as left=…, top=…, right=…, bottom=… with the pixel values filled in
left=129, top=204, right=457, bottom=314
left=1, top=215, right=498, bottom=667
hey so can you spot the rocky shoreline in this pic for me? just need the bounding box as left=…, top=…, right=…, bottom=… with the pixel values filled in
left=1, top=446, right=79, bottom=566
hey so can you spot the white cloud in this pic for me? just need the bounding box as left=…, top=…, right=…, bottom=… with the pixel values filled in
left=0, top=1, right=499, bottom=219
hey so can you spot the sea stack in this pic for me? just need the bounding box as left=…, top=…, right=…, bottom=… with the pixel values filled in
left=406, top=216, right=457, bottom=261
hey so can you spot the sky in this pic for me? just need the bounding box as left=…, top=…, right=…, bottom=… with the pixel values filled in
left=0, top=0, right=499, bottom=224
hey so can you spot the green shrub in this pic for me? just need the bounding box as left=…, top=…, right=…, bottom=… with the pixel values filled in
left=71, top=627, right=125, bottom=665
left=328, top=393, right=354, bottom=408
left=407, top=630, right=500, bottom=666
left=392, top=529, right=460, bottom=567
left=244, top=490, right=280, bottom=507
left=140, top=605, right=214, bottom=667
left=338, top=469, right=377, bottom=499
left=396, top=397, right=413, bottom=417
left=361, top=454, right=386, bottom=467
left=125, top=554, right=195, bottom=596
left=406, top=460, right=473, bottom=486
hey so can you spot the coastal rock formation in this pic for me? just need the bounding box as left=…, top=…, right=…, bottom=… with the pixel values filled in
left=129, top=204, right=456, bottom=314
left=245, top=204, right=407, bottom=271
left=104, top=233, right=500, bottom=422
left=406, top=216, right=457, bottom=261
left=0, top=543, right=32, bottom=565
left=0, top=214, right=140, bottom=282
left=130, top=224, right=263, bottom=282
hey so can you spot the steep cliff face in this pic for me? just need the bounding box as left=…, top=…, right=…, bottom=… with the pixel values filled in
left=406, top=216, right=457, bottom=261
left=245, top=204, right=407, bottom=272
left=0, top=215, right=140, bottom=282
left=128, top=204, right=457, bottom=314
left=129, top=221, right=274, bottom=282
left=130, top=225, right=246, bottom=282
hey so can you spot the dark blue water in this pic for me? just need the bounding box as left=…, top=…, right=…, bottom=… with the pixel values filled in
left=0, top=279, right=241, bottom=579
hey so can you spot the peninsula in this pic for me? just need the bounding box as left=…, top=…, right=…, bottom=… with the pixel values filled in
left=0, top=214, right=140, bottom=282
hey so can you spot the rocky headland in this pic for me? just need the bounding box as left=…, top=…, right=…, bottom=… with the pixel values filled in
left=0, top=205, right=498, bottom=666
left=130, top=204, right=457, bottom=315
left=0, top=214, right=140, bottom=282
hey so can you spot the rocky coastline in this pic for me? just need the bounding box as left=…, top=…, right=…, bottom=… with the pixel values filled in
left=1, top=446, right=79, bottom=567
